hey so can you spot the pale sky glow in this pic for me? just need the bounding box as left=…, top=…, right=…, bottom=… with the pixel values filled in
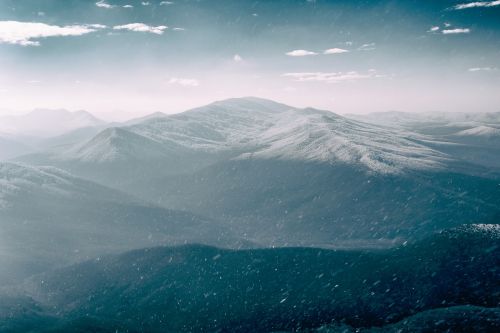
left=0, top=0, right=499, bottom=120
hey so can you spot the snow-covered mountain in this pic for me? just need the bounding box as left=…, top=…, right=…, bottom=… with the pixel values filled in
left=347, top=110, right=500, bottom=169
left=0, top=108, right=105, bottom=138
left=21, top=97, right=448, bottom=175
left=346, top=111, right=500, bottom=129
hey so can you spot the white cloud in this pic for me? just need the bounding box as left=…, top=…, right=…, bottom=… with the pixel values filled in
left=173, top=27, right=185, bottom=31
left=358, top=43, right=376, bottom=51
left=429, top=26, right=440, bottom=32
left=442, top=28, right=470, bottom=34
left=285, top=49, right=318, bottom=56
left=96, top=1, right=114, bottom=9
left=141, top=2, right=150, bottom=6
left=123, top=5, right=133, bottom=8
left=283, top=70, right=381, bottom=83
left=444, top=22, right=452, bottom=27
left=87, top=24, right=107, bottom=29
left=453, top=1, right=500, bottom=9
left=233, top=54, right=243, bottom=62
left=323, top=48, right=349, bottom=54
left=0, top=21, right=101, bottom=46
left=113, top=23, right=167, bottom=34
left=168, top=77, right=200, bottom=87
left=468, top=67, right=497, bottom=71
left=160, top=1, right=174, bottom=5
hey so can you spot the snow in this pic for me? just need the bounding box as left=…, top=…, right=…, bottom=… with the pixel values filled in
left=454, top=126, right=500, bottom=137
left=0, top=163, right=74, bottom=208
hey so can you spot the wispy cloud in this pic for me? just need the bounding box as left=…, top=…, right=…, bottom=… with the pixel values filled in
left=160, top=1, right=174, bottom=5
left=168, top=77, right=200, bottom=87
left=113, top=23, right=167, bottom=34
left=283, top=70, right=381, bottom=83
left=233, top=54, right=243, bottom=62
left=428, top=26, right=440, bottom=32
left=0, top=21, right=102, bottom=46
left=96, top=1, right=114, bottom=9
left=442, top=28, right=470, bottom=34
left=358, top=43, right=376, bottom=51
left=468, top=67, right=497, bottom=71
left=123, top=5, right=133, bottom=8
left=453, top=1, right=500, bottom=10
left=323, top=48, right=349, bottom=54
left=141, top=2, right=150, bottom=6
left=285, top=49, right=318, bottom=57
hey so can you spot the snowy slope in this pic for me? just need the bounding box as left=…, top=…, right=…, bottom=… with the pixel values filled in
left=238, top=108, right=447, bottom=174
left=63, top=127, right=173, bottom=163
left=453, top=125, right=500, bottom=138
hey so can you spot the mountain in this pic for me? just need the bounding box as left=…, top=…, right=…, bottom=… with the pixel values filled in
left=346, top=111, right=500, bottom=170
left=15, top=98, right=500, bottom=246
left=21, top=98, right=448, bottom=175
left=0, top=162, right=239, bottom=284
left=454, top=125, right=500, bottom=138
left=2, top=224, right=498, bottom=332
left=0, top=109, right=105, bottom=138
left=0, top=136, right=33, bottom=160
left=300, top=306, right=500, bottom=332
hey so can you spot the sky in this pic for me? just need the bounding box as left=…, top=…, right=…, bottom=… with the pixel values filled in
left=0, top=0, right=499, bottom=120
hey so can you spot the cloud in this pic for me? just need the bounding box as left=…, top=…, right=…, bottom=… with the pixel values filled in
left=160, top=1, right=174, bottom=5
left=141, top=2, right=150, bottom=6
left=285, top=49, right=318, bottom=56
left=173, top=27, right=185, bottom=31
left=358, top=43, right=376, bottom=51
left=442, top=28, right=470, bottom=34
left=233, top=54, right=243, bottom=62
left=283, top=70, right=381, bottom=83
left=0, top=21, right=102, bottom=46
left=453, top=1, right=500, bottom=9
left=323, top=48, right=349, bottom=54
left=123, top=5, right=133, bottom=8
left=168, top=77, right=200, bottom=87
left=468, top=67, right=497, bottom=71
left=428, top=26, right=440, bottom=32
left=95, top=1, right=114, bottom=9
left=113, top=23, right=167, bottom=34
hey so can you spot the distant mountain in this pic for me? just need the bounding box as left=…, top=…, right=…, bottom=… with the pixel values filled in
left=0, top=109, right=105, bottom=138
left=346, top=111, right=500, bottom=132
left=0, top=162, right=239, bottom=284
left=347, top=111, right=500, bottom=169
left=15, top=97, right=500, bottom=246
left=3, top=224, right=498, bottom=332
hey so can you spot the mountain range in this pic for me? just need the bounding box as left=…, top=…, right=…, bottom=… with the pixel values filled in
left=12, top=97, right=500, bottom=247
left=1, top=97, right=499, bottom=332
